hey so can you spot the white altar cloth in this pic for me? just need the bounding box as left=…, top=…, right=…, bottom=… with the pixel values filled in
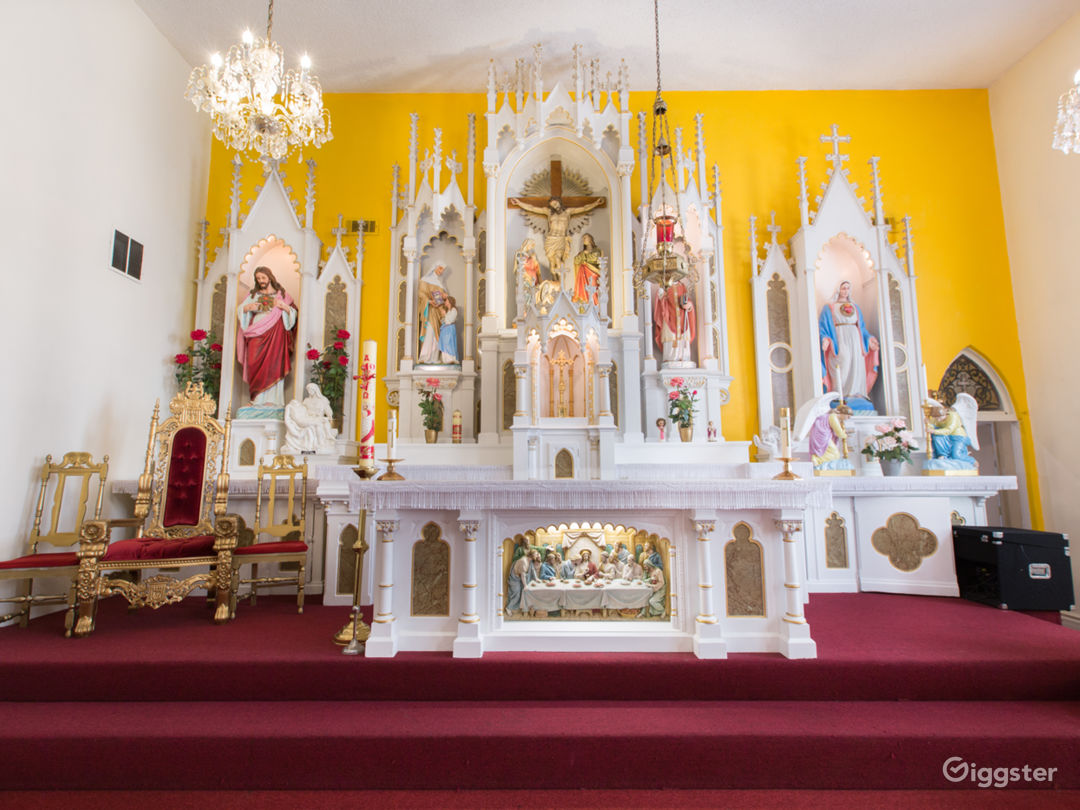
left=521, top=579, right=652, bottom=613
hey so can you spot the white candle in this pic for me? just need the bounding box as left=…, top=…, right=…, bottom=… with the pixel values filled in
left=358, top=340, right=377, bottom=469
left=779, top=408, right=792, bottom=459
left=387, top=410, right=398, bottom=460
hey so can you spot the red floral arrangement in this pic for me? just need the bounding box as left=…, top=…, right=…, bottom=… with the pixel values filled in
left=173, top=328, right=223, bottom=403
left=307, top=329, right=351, bottom=419
left=418, top=377, right=444, bottom=431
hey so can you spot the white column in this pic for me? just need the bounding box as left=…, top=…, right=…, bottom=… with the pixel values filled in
left=775, top=516, right=816, bottom=659
left=692, top=515, right=726, bottom=659
left=453, top=515, right=483, bottom=658
left=514, top=365, right=529, bottom=421
left=597, top=364, right=612, bottom=418
left=365, top=517, right=400, bottom=657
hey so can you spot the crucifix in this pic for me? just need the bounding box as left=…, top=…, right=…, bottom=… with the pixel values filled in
left=819, top=124, right=851, bottom=172
left=766, top=211, right=782, bottom=244
left=509, top=158, right=606, bottom=278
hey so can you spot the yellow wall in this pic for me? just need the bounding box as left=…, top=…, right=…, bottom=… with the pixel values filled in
left=204, top=89, right=1041, bottom=525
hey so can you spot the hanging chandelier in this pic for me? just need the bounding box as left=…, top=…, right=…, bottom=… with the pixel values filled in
left=634, top=0, right=689, bottom=294
left=1052, top=69, right=1080, bottom=155
left=185, top=0, right=332, bottom=160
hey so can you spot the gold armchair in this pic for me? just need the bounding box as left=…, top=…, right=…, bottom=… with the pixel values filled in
left=74, top=383, right=238, bottom=637
left=0, top=453, right=108, bottom=635
left=231, top=455, right=309, bottom=616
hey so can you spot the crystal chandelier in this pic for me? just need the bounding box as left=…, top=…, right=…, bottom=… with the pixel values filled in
left=634, top=0, right=689, bottom=294
left=185, top=0, right=332, bottom=160
left=1053, top=70, right=1080, bottom=155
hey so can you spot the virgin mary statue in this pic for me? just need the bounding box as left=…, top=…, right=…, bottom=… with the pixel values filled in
left=818, top=280, right=879, bottom=409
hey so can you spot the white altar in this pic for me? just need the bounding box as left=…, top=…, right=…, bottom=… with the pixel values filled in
left=317, top=472, right=828, bottom=659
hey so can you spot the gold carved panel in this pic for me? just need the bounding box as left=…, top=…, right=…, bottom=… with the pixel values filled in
left=824, top=511, right=849, bottom=569
left=397, top=281, right=407, bottom=324
left=937, top=354, right=1002, bottom=411
left=871, top=513, right=938, bottom=572
left=411, top=522, right=450, bottom=616
left=502, top=360, right=515, bottom=431
left=238, top=439, right=256, bottom=467
left=951, top=510, right=966, bottom=526
left=324, top=276, right=347, bottom=345
left=609, top=361, right=619, bottom=427
left=889, top=276, right=906, bottom=344
left=396, top=328, right=405, bottom=369
left=725, top=522, right=765, bottom=617
left=337, top=524, right=358, bottom=596
left=211, top=275, right=227, bottom=344
left=554, top=449, right=574, bottom=479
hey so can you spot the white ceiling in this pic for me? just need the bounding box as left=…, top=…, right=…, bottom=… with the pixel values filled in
left=135, top=0, right=1080, bottom=92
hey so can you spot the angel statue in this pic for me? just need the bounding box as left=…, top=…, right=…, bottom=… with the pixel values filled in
left=923, top=392, right=979, bottom=474
left=794, top=392, right=855, bottom=475
left=752, top=424, right=781, bottom=459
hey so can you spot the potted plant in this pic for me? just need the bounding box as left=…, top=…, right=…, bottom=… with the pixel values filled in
left=861, top=418, right=919, bottom=476
left=666, top=377, right=698, bottom=442
left=306, top=329, right=351, bottom=427
left=173, top=329, right=223, bottom=411
left=418, top=377, right=444, bottom=443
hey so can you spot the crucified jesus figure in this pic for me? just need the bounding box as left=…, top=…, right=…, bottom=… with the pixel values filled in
left=508, top=196, right=604, bottom=279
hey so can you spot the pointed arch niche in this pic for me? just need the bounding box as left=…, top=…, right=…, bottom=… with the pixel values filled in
left=936, top=348, right=1029, bottom=527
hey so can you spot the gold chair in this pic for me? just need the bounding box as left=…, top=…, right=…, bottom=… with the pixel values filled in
left=0, top=453, right=108, bottom=635
left=231, top=455, right=309, bottom=616
left=74, top=383, right=238, bottom=637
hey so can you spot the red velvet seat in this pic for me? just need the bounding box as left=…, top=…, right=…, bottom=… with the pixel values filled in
left=0, top=552, right=79, bottom=570
left=102, top=535, right=217, bottom=562
left=234, top=541, right=309, bottom=556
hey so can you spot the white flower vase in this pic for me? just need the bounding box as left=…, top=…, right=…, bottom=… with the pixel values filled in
left=880, top=459, right=904, bottom=477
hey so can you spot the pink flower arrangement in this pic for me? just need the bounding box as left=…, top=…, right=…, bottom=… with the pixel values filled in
left=666, top=378, right=698, bottom=428
left=190, top=329, right=207, bottom=341
left=862, top=418, right=919, bottom=463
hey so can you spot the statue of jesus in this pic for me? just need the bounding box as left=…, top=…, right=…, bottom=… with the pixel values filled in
left=508, top=196, right=604, bottom=277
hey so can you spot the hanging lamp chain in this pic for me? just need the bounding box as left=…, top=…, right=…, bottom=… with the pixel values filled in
left=266, top=0, right=274, bottom=41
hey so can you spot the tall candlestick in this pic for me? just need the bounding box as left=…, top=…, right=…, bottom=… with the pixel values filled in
left=358, top=340, right=377, bottom=471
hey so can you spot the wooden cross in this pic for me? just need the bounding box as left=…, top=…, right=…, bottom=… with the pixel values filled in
left=507, top=158, right=607, bottom=212
left=819, top=124, right=851, bottom=171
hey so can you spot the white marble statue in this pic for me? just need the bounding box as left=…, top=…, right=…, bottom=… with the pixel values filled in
left=282, top=383, right=338, bottom=454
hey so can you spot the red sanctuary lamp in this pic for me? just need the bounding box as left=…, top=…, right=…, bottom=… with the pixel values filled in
left=633, top=0, right=690, bottom=295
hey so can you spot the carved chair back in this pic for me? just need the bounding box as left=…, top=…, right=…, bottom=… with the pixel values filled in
left=253, top=455, right=307, bottom=543
left=27, top=453, right=109, bottom=553
left=137, top=382, right=231, bottom=540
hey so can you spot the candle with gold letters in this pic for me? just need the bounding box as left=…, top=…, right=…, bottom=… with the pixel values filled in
left=358, top=340, right=377, bottom=471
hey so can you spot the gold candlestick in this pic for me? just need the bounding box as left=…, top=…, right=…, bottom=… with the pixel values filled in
left=773, top=457, right=801, bottom=480
left=334, top=509, right=371, bottom=650
left=377, top=458, right=405, bottom=481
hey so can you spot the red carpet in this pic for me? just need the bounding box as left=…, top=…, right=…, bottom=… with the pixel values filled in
left=1, top=593, right=1077, bottom=791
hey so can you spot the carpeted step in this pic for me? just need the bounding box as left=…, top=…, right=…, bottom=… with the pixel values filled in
left=3, top=594, right=1078, bottom=702
left=0, top=700, right=1076, bottom=790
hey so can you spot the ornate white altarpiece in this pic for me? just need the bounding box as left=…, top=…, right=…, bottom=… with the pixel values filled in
left=193, top=156, right=366, bottom=471
left=383, top=46, right=742, bottom=478
left=750, top=126, right=928, bottom=453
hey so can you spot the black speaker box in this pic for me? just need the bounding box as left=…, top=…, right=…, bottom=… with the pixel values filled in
left=952, top=526, right=1074, bottom=611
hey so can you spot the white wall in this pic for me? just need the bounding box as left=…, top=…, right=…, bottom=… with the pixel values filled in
left=989, top=11, right=1080, bottom=615
left=0, top=2, right=209, bottom=587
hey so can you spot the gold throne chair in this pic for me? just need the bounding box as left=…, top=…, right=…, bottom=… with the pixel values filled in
left=74, top=383, right=239, bottom=637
